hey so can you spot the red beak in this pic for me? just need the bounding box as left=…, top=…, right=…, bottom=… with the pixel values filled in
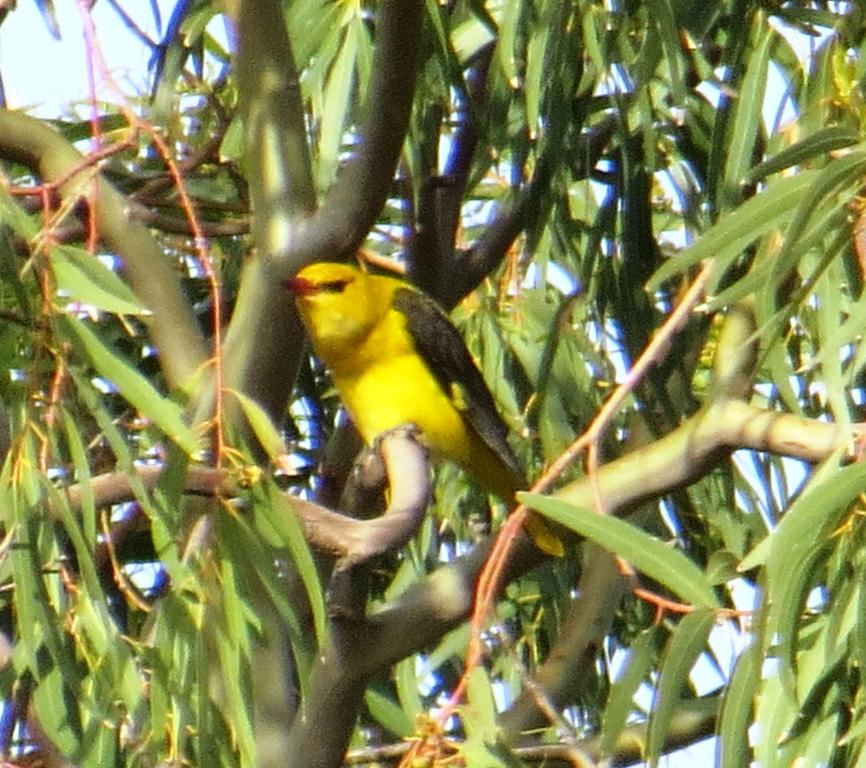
left=283, top=276, right=317, bottom=296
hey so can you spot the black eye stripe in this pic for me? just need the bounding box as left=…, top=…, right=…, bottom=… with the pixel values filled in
left=320, top=279, right=352, bottom=293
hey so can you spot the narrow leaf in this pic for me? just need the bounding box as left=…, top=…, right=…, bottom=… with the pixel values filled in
left=717, top=642, right=760, bottom=768
left=745, top=128, right=862, bottom=184
left=769, top=150, right=866, bottom=281
left=647, top=609, right=716, bottom=765
left=763, top=459, right=866, bottom=680
left=228, top=388, right=285, bottom=460
left=364, top=687, right=413, bottom=738
left=51, top=245, right=148, bottom=316
left=601, top=627, right=659, bottom=756
left=521, top=493, right=720, bottom=608
left=261, top=483, right=328, bottom=645
left=60, top=315, right=200, bottom=455
left=722, top=13, right=772, bottom=196
left=648, top=171, right=818, bottom=289
left=645, top=0, right=684, bottom=103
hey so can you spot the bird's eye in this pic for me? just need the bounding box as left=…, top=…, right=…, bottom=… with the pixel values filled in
left=320, top=279, right=352, bottom=293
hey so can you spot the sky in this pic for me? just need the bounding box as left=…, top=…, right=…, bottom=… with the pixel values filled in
left=0, top=1, right=169, bottom=116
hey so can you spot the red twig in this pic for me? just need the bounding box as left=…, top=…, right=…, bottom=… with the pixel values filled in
left=75, top=2, right=225, bottom=472
left=439, top=261, right=715, bottom=724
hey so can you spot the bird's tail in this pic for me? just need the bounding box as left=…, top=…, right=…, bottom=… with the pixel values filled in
left=524, top=512, right=565, bottom=557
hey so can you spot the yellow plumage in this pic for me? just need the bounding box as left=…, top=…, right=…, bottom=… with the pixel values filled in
left=285, top=262, right=563, bottom=556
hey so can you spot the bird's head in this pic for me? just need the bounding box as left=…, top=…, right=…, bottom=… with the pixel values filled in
left=283, top=262, right=384, bottom=350
left=284, top=262, right=358, bottom=298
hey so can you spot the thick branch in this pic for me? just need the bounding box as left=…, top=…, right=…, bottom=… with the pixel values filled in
left=437, top=115, right=617, bottom=306
left=498, top=547, right=627, bottom=739
left=284, top=0, right=425, bottom=265
left=408, top=43, right=495, bottom=297
left=220, top=0, right=424, bottom=426
left=232, top=0, right=315, bottom=222
left=58, top=402, right=860, bottom=601
left=555, top=399, right=859, bottom=517
left=292, top=428, right=431, bottom=566
left=344, top=696, right=720, bottom=766
left=435, top=45, right=495, bottom=254
left=284, top=536, right=545, bottom=768
left=60, top=430, right=430, bottom=569
left=218, top=0, right=316, bottom=423
left=0, top=110, right=208, bottom=388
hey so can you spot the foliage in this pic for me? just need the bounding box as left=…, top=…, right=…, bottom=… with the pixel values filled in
left=0, top=0, right=865, bottom=766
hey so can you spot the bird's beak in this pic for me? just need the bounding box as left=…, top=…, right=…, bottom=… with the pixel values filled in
left=283, top=276, right=317, bottom=296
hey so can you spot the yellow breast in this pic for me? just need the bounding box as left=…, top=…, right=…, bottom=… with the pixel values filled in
left=330, top=308, right=476, bottom=469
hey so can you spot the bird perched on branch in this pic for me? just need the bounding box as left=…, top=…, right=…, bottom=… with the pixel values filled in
left=284, top=261, right=563, bottom=557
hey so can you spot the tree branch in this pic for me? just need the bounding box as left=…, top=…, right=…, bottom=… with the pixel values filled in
left=285, top=0, right=426, bottom=266
left=343, top=696, right=720, bottom=765
left=50, top=298, right=863, bottom=764
left=408, top=43, right=495, bottom=298
left=231, top=0, right=315, bottom=223
left=290, top=428, right=432, bottom=566
left=217, top=0, right=316, bottom=424
left=220, top=0, right=424, bottom=427
left=436, top=114, right=617, bottom=307
left=498, top=547, right=627, bottom=739
left=57, top=401, right=861, bottom=633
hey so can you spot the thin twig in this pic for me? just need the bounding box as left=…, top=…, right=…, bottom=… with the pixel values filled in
left=441, top=261, right=715, bottom=722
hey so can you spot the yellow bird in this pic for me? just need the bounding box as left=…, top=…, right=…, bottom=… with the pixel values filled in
left=284, top=261, right=563, bottom=557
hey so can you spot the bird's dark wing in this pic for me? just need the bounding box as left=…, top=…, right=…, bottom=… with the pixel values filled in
left=392, top=286, right=526, bottom=485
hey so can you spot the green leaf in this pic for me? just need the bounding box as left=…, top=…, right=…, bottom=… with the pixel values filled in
left=365, top=687, right=413, bottom=738
left=645, top=0, right=684, bottom=103
left=754, top=667, right=797, bottom=765
left=601, top=627, right=659, bottom=756
left=43, top=480, right=103, bottom=603
left=814, top=257, right=848, bottom=423
left=717, top=642, right=760, bottom=768
left=705, top=550, right=740, bottom=585
left=394, top=657, right=424, bottom=725
left=316, top=22, right=358, bottom=190
left=520, top=493, right=720, bottom=608
left=738, top=534, right=772, bottom=572
left=60, top=407, right=97, bottom=545
left=722, top=13, right=771, bottom=199
left=422, top=623, right=471, bottom=681
left=214, top=526, right=257, bottom=768
left=781, top=645, right=846, bottom=745
left=222, top=499, right=316, bottom=696
left=59, top=315, right=201, bottom=455
left=7, top=484, right=81, bottom=683
left=648, top=170, right=818, bottom=290
left=215, top=631, right=256, bottom=766
left=32, top=668, right=81, bottom=757
left=744, top=128, right=862, bottom=184
left=796, top=711, right=840, bottom=767
left=219, top=114, right=245, bottom=162
left=259, top=483, right=328, bottom=646
left=80, top=714, right=118, bottom=765
left=463, top=665, right=499, bottom=745
left=762, top=459, right=865, bottom=683
left=646, top=609, right=716, bottom=766
left=228, top=388, right=285, bottom=460
left=769, top=149, right=866, bottom=282
left=51, top=245, right=148, bottom=316
left=452, top=11, right=495, bottom=63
